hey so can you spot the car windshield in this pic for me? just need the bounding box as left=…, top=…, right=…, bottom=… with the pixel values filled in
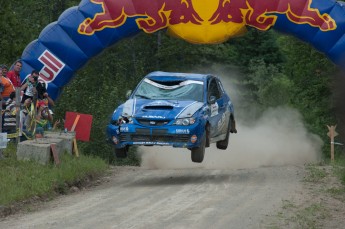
left=134, top=78, right=204, bottom=102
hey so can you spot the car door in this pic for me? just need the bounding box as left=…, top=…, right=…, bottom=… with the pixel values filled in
left=207, top=77, right=227, bottom=138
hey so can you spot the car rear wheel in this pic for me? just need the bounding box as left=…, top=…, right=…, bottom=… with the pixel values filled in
left=115, top=146, right=128, bottom=158
left=216, top=119, right=231, bottom=150
left=191, top=133, right=206, bottom=163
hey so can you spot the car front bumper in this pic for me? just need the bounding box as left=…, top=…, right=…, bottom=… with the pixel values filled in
left=107, top=121, right=205, bottom=149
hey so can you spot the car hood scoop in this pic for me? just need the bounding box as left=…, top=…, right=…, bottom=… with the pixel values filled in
left=122, top=99, right=204, bottom=120
left=143, top=101, right=174, bottom=110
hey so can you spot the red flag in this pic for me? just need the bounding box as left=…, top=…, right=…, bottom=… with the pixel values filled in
left=64, top=112, right=93, bottom=141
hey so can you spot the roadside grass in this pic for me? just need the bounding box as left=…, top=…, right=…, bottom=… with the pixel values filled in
left=266, top=201, right=329, bottom=229
left=0, top=143, right=108, bottom=207
left=335, top=156, right=345, bottom=184
left=326, top=156, right=345, bottom=201
left=266, top=158, right=345, bottom=229
left=303, top=163, right=327, bottom=182
left=291, top=203, right=329, bottom=229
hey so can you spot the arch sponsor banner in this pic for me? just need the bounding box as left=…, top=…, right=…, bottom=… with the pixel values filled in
left=18, top=0, right=345, bottom=100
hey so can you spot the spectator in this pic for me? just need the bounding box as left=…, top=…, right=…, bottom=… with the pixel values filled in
left=53, top=119, right=61, bottom=130
left=1, top=65, right=8, bottom=77
left=2, top=92, right=17, bottom=135
left=0, top=67, right=15, bottom=103
left=34, top=71, right=55, bottom=107
left=35, top=102, right=54, bottom=137
left=21, top=70, right=38, bottom=103
left=22, top=100, right=53, bottom=139
left=20, top=98, right=33, bottom=140
left=7, top=60, right=22, bottom=88
left=21, top=70, right=54, bottom=107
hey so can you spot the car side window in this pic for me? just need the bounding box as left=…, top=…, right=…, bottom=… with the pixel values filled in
left=217, top=80, right=225, bottom=95
left=208, top=78, right=221, bottom=100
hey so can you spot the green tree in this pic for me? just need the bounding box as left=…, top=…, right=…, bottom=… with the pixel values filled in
left=247, top=58, right=293, bottom=108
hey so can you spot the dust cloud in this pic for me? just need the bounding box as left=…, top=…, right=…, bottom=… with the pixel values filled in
left=138, top=107, right=322, bottom=169
left=138, top=67, right=323, bottom=169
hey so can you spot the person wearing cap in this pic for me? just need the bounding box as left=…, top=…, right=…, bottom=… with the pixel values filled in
left=7, top=60, right=22, bottom=88
left=35, top=102, right=54, bottom=137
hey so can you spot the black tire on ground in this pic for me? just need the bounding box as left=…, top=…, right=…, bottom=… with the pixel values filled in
left=191, top=133, right=206, bottom=163
left=216, top=119, right=231, bottom=150
left=115, top=146, right=128, bottom=158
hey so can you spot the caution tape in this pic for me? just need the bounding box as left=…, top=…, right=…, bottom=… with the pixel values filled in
left=7, top=132, right=19, bottom=139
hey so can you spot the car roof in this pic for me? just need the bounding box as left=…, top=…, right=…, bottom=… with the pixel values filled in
left=145, top=71, right=210, bottom=82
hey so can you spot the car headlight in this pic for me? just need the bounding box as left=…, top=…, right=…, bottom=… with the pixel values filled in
left=110, top=116, right=133, bottom=125
left=174, top=117, right=196, bottom=126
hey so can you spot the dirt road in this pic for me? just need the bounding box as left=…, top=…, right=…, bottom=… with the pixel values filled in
left=0, top=104, right=332, bottom=228
left=0, top=165, right=305, bottom=229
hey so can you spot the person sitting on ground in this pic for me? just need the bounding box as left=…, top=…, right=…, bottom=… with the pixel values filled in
left=34, top=102, right=54, bottom=137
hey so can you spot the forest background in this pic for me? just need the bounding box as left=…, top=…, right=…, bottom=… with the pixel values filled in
left=0, top=0, right=344, bottom=165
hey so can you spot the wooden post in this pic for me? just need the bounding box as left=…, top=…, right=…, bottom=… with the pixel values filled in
left=73, top=138, right=79, bottom=158
left=327, top=125, right=338, bottom=162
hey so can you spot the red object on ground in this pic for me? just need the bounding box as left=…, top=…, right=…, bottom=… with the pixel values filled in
left=64, top=112, right=93, bottom=141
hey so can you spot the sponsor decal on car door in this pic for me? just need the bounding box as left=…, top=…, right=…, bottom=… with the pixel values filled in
left=210, top=102, right=219, bottom=117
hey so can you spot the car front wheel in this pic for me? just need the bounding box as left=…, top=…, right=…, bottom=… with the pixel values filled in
left=191, top=133, right=206, bottom=163
left=115, top=146, right=128, bottom=158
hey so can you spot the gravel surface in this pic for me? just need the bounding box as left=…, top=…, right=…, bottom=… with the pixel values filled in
left=0, top=165, right=305, bottom=229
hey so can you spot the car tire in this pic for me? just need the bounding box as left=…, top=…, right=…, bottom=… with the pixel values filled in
left=191, top=133, right=206, bottom=163
left=216, top=119, right=231, bottom=150
left=115, top=146, right=128, bottom=158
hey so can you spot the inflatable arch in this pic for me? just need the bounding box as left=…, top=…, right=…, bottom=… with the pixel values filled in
left=19, top=0, right=345, bottom=100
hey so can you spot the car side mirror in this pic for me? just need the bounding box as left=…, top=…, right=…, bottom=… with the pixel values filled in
left=126, top=90, right=132, bottom=99
left=209, top=96, right=216, bottom=104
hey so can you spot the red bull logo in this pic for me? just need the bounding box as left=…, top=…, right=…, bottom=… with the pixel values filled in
left=210, top=0, right=336, bottom=31
left=78, top=0, right=203, bottom=34
left=78, top=0, right=337, bottom=43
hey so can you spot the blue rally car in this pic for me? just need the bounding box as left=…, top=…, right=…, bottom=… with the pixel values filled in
left=107, top=71, right=237, bottom=163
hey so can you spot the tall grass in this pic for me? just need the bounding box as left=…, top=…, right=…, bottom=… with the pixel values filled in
left=0, top=146, right=108, bottom=206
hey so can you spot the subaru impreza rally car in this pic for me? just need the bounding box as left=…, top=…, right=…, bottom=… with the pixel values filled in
left=107, top=71, right=237, bottom=163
